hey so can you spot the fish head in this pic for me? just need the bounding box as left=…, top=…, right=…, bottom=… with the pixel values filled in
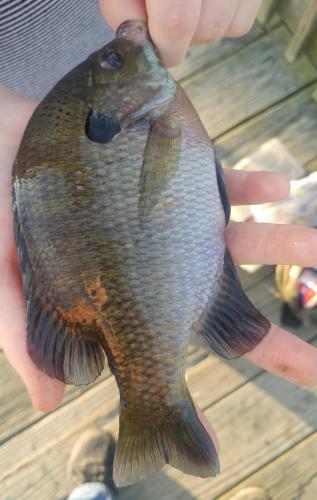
left=88, top=20, right=176, bottom=126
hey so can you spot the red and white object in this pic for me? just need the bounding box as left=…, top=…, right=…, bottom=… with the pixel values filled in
left=298, top=269, right=317, bottom=309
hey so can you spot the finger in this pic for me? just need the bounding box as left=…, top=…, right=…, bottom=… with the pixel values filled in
left=227, top=0, right=263, bottom=37
left=226, top=222, right=317, bottom=267
left=146, top=0, right=202, bottom=66
left=245, top=324, right=317, bottom=387
left=192, top=0, right=238, bottom=44
left=99, top=0, right=147, bottom=30
left=0, top=272, right=65, bottom=412
left=225, top=170, right=290, bottom=206
left=0, top=113, right=65, bottom=412
left=0, top=220, right=65, bottom=413
left=0, top=221, right=65, bottom=413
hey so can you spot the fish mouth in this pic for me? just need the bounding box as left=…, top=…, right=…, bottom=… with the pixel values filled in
left=116, top=20, right=150, bottom=45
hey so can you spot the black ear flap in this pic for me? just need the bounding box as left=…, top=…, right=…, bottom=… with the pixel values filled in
left=85, top=110, right=121, bottom=144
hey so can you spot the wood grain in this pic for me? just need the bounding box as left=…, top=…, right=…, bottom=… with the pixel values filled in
left=284, top=0, right=317, bottom=63
left=182, top=26, right=317, bottom=139
left=220, top=433, right=317, bottom=499
left=257, top=0, right=281, bottom=26
left=171, top=24, right=265, bottom=82
left=278, top=0, right=317, bottom=67
left=216, top=85, right=317, bottom=169
left=0, top=344, right=205, bottom=446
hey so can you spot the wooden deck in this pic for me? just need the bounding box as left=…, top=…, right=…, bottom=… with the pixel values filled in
left=2, top=15, right=317, bottom=500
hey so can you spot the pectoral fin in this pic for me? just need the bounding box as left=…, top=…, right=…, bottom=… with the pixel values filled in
left=139, top=114, right=181, bottom=222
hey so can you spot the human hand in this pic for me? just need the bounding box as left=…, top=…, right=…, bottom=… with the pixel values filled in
left=0, top=86, right=65, bottom=411
left=226, top=170, right=317, bottom=387
left=1, top=88, right=316, bottom=415
left=100, top=0, right=263, bottom=66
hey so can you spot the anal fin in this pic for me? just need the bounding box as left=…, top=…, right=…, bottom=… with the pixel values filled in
left=199, top=251, right=271, bottom=359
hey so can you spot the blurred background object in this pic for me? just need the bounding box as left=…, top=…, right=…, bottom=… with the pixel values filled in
left=258, top=0, right=317, bottom=67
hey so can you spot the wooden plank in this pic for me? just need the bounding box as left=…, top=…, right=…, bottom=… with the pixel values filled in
left=2, top=300, right=316, bottom=498
left=278, top=0, right=317, bottom=67
left=8, top=331, right=315, bottom=500
left=257, top=0, right=280, bottom=25
left=220, top=433, right=317, bottom=499
left=215, top=85, right=317, bottom=169
left=2, top=358, right=316, bottom=500
left=171, top=24, right=264, bottom=82
left=0, top=352, right=112, bottom=445
left=182, top=26, right=317, bottom=139
left=0, top=374, right=120, bottom=485
left=0, top=343, right=205, bottom=445
left=284, top=0, right=317, bottom=63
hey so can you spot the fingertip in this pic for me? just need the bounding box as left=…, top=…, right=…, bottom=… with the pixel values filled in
left=245, top=325, right=317, bottom=387
left=226, top=169, right=291, bottom=206
left=261, top=172, right=290, bottom=201
left=99, top=0, right=147, bottom=31
left=147, top=18, right=190, bottom=67
left=146, top=0, right=201, bottom=67
left=0, top=320, right=66, bottom=413
left=29, top=376, right=65, bottom=413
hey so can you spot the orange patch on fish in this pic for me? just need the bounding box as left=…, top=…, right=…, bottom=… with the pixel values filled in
left=85, top=275, right=108, bottom=307
left=57, top=297, right=99, bottom=326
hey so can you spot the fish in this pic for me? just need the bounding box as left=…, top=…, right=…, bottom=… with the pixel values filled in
left=12, top=20, right=271, bottom=486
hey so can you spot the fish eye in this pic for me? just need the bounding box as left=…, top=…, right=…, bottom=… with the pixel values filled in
left=100, top=50, right=124, bottom=70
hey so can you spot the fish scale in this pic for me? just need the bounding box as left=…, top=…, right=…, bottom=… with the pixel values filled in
left=13, top=20, right=270, bottom=487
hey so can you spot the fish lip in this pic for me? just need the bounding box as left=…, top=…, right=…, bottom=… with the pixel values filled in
left=116, top=20, right=150, bottom=45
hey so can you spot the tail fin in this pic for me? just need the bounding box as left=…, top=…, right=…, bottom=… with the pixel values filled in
left=113, top=392, right=219, bottom=487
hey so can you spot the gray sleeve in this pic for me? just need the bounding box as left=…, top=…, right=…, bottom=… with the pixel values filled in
left=0, top=0, right=113, bottom=100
